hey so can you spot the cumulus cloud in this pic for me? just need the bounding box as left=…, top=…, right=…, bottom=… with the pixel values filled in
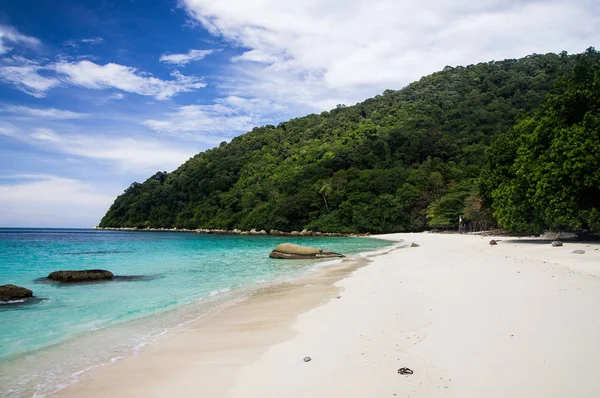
left=0, top=24, right=40, bottom=55
left=181, top=0, right=600, bottom=112
left=1, top=58, right=207, bottom=99
left=0, top=174, right=117, bottom=227
left=53, top=60, right=207, bottom=100
left=5, top=105, right=89, bottom=119
left=143, top=95, right=286, bottom=140
left=160, top=49, right=214, bottom=65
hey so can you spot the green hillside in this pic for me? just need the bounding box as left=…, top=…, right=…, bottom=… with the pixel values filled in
left=99, top=50, right=596, bottom=233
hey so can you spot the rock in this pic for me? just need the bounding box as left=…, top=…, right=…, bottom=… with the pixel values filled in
left=269, top=243, right=344, bottom=259
left=303, top=356, right=312, bottom=362
left=551, top=241, right=563, bottom=247
left=258, top=230, right=267, bottom=235
left=410, top=243, right=420, bottom=247
left=47, top=269, right=114, bottom=282
left=0, top=284, right=33, bottom=301
left=489, top=239, right=497, bottom=245
left=290, top=231, right=300, bottom=236
left=572, top=249, right=585, bottom=254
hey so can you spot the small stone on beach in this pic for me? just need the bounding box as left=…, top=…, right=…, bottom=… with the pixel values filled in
left=551, top=241, right=563, bottom=247
left=303, top=356, right=311, bottom=362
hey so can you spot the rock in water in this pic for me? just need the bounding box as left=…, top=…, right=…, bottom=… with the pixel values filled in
left=551, top=241, right=563, bottom=247
left=0, top=284, right=33, bottom=301
left=269, top=243, right=344, bottom=259
left=47, top=269, right=114, bottom=282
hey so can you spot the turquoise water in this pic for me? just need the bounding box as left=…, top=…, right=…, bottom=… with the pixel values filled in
left=0, top=228, right=392, bottom=396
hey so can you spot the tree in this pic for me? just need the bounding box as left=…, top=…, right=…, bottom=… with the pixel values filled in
left=483, top=48, right=600, bottom=233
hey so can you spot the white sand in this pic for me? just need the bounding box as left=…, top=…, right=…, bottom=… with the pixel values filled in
left=56, top=233, right=600, bottom=397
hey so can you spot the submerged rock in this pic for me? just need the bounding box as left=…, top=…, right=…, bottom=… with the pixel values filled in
left=47, top=269, right=114, bottom=282
left=269, top=243, right=344, bottom=259
left=572, top=249, right=585, bottom=254
left=0, top=284, right=33, bottom=301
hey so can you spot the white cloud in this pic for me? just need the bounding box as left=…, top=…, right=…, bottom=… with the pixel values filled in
left=0, top=24, right=40, bottom=55
left=160, top=49, right=214, bottom=65
left=0, top=174, right=117, bottom=228
left=63, top=37, right=104, bottom=48
left=53, top=60, right=207, bottom=99
left=80, top=37, right=103, bottom=45
left=0, top=61, right=61, bottom=98
left=5, top=105, right=89, bottom=119
left=1, top=58, right=206, bottom=99
left=51, top=135, right=198, bottom=172
left=0, top=122, right=20, bottom=138
left=143, top=95, right=285, bottom=140
left=181, top=0, right=600, bottom=113
left=30, top=128, right=60, bottom=142
left=1, top=123, right=198, bottom=173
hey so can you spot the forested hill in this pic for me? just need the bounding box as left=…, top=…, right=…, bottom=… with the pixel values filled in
left=99, top=51, right=587, bottom=233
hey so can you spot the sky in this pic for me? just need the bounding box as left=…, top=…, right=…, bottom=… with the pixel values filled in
left=0, top=0, right=598, bottom=227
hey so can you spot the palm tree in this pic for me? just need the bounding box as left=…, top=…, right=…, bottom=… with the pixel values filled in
left=319, top=182, right=332, bottom=212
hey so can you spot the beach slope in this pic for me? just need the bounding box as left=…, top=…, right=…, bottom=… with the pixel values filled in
left=57, top=233, right=600, bottom=397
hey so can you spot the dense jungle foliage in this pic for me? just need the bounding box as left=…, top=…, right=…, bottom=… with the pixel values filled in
left=482, top=48, right=600, bottom=234
left=99, top=49, right=598, bottom=233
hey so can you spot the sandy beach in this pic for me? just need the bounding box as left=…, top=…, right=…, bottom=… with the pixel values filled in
left=55, top=233, right=600, bottom=397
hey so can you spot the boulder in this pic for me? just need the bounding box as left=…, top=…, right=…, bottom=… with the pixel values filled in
left=551, top=241, right=563, bottom=247
left=47, top=269, right=114, bottom=282
left=290, top=231, right=300, bottom=236
left=269, top=243, right=344, bottom=259
left=0, top=284, right=33, bottom=301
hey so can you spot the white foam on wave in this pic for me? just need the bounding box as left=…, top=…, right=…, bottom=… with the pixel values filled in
left=0, top=299, right=25, bottom=304
left=208, top=288, right=232, bottom=297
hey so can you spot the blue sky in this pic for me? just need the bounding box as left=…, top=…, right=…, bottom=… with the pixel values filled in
left=1, top=0, right=598, bottom=227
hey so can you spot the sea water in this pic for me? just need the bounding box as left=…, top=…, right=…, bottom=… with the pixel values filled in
left=0, top=228, right=393, bottom=397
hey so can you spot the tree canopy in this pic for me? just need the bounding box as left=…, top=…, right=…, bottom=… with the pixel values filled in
left=482, top=48, right=600, bottom=234
left=99, top=50, right=590, bottom=233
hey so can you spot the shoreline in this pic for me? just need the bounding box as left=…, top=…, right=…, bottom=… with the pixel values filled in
left=10, top=233, right=600, bottom=397
left=53, top=241, right=407, bottom=397
left=0, top=236, right=400, bottom=398
left=93, top=226, right=371, bottom=237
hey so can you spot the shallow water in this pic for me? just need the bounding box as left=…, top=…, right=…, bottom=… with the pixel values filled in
left=0, top=228, right=392, bottom=397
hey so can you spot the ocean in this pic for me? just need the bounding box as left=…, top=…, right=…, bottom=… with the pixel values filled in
left=0, top=228, right=393, bottom=397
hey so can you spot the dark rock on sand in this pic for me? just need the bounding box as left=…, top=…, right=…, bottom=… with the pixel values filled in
left=0, top=284, right=33, bottom=301
left=410, top=243, right=420, bottom=247
left=303, top=356, right=312, bottom=362
left=47, top=269, right=114, bottom=282
left=489, top=239, right=498, bottom=246
left=269, top=243, right=344, bottom=259
left=572, top=249, right=585, bottom=254
left=551, top=241, right=563, bottom=247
